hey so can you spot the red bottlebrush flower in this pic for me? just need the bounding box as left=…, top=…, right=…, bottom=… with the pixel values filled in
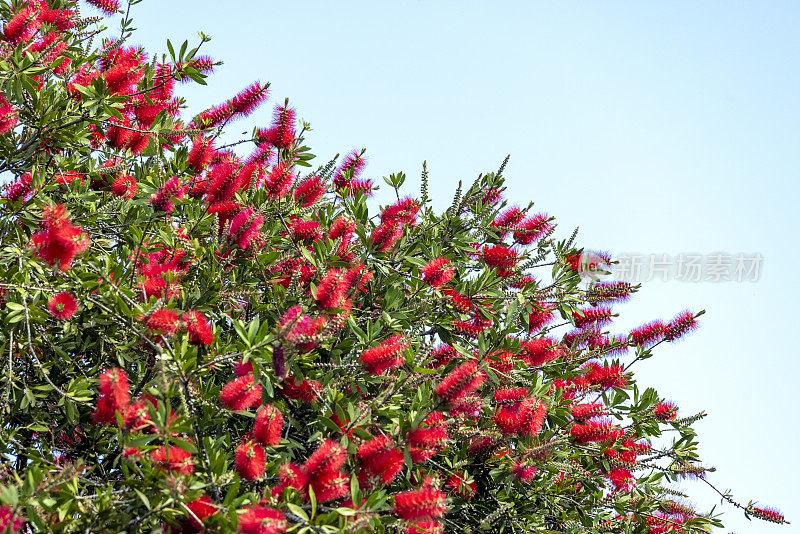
left=0, top=94, right=19, bottom=134
left=102, top=47, right=145, bottom=94
left=237, top=506, right=287, bottom=534
left=260, top=104, right=296, bottom=149
left=30, top=205, right=90, bottom=271
left=253, top=404, right=283, bottom=447
left=272, top=462, right=309, bottom=498
left=92, top=368, right=130, bottom=425
left=294, top=175, right=325, bottom=208
left=220, top=374, right=262, bottom=411
left=513, top=213, right=553, bottom=245
left=150, top=177, right=187, bottom=213
left=570, top=419, right=623, bottom=443
left=570, top=402, right=607, bottom=421
left=290, top=218, right=321, bottom=243
left=587, top=281, right=633, bottom=304
left=608, top=468, right=634, bottom=491
left=182, top=311, right=214, bottom=346
left=518, top=337, right=563, bottom=366
left=205, top=157, right=243, bottom=204
left=748, top=506, right=787, bottom=524
left=333, top=149, right=367, bottom=189
left=445, top=475, right=476, bottom=499
left=370, top=221, right=405, bottom=252
left=309, top=469, right=350, bottom=502
left=430, top=344, right=457, bottom=369
left=491, top=206, right=525, bottom=236
left=236, top=440, right=266, bottom=480
left=452, top=317, right=491, bottom=339
left=421, top=257, right=454, bottom=288
left=407, top=413, right=448, bottom=462
left=584, top=362, right=627, bottom=389
left=482, top=245, right=518, bottom=269
left=303, top=439, right=346, bottom=479
left=481, top=187, right=503, bottom=206
left=111, top=174, right=137, bottom=199
left=315, top=268, right=348, bottom=309
left=527, top=302, right=555, bottom=333
left=228, top=206, right=264, bottom=249
left=394, top=487, right=448, bottom=520
left=512, top=463, right=538, bottom=483
left=143, top=309, right=180, bottom=337
left=405, top=521, right=443, bottom=534
left=361, top=334, right=409, bottom=375
left=234, top=359, right=253, bottom=377
left=151, top=446, right=194, bottom=476
left=2, top=173, right=33, bottom=202
left=441, top=288, right=473, bottom=313
left=664, top=310, right=699, bottom=341
left=280, top=376, right=321, bottom=402
left=86, top=0, right=121, bottom=15
left=357, top=435, right=405, bottom=486
left=573, top=306, right=614, bottom=329
left=2, top=3, right=41, bottom=44
left=329, top=215, right=355, bottom=241
left=653, top=401, right=678, bottom=421
left=264, top=161, right=294, bottom=199
left=381, top=197, right=421, bottom=226
left=229, top=82, right=269, bottom=117
left=40, top=5, right=75, bottom=31
left=247, top=142, right=273, bottom=166
left=0, top=505, right=23, bottom=533
left=48, top=291, right=78, bottom=320
left=186, top=136, right=216, bottom=172
left=434, top=361, right=485, bottom=407
left=182, top=495, right=217, bottom=531
left=629, top=320, right=666, bottom=347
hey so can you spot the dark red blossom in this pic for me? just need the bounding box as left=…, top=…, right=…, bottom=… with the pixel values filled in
left=111, top=174, right=137, bottom=199
left=482, top=245, right=518, bottom=269
left=513, top=213, right=553, bottom=245
left=93, top=368, right=130, bottom=425
left=294, top=175, right=325, bottom=207
left=573, top=307, right=614, bottom=329
left=236, top=440, right=266, bottom=480
left=143, top=309, right=180, bottom=337
left=434, top=361, right=485, bottom=409
left=220, top=374, right=262, bottom=411
left=653, top=401, right=678, bottom=421
left=357, top=435, right=404, bottom=486
left=394, top=487, right=448, bottom=520
left=86, top=0, right=121, bottom=16
left=361, top=334, right=409, bottom=375
left=629, top=320, right=666, bottom=347
left=664, top=310, right=699, bottom=341
left=186, top=136, right=216, bottom=172
left=48, top=291, right=78, bottom=320
left=0, top=94, right=19, bottom=134
left=421, top=257, right=454, bottom=288
left=518, top=337, right=563, bottom=366
left=303, top=439, right=345, bottom=479
left=2, top=3, right=41, bottom=44
left=253, top=404, right=283, bottom=447
left=30, top=205, right=89, bottom=271
left=259, top=104, right=296, bottom=149
left=570, top=419, right=623, bottom=443
left=264, top=162, right=294, bottom=199
left=182, top=311, right=214, bottom=346
left=151, top=446, right=193, bottom=476
left=237, top=505, right=287, bottom=534
left=748, top=506, right=787, bottom=524
left=280, top=376, right=321, bottom=402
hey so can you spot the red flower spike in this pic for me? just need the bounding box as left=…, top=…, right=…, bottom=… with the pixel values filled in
left=280, top=376, right=321, bottom=403
left=394, top=487, right=448, bottom=520
left=584, top=362, right=627, bottom=389
left=0, top=94, right=19, bottom=134
left=30, top=205, right=89, bottom=272
left=143, top=309, right=180, bottom=337
left=264, top=162, right=294, bottom=199
left=629, top=320, right=666, bottom=347
left=2, top=3, right=42, bottom=44
left=272, top=462, right=309, bottom=498
left=294, top=175, right=325, bottom=208
left=2, top=173, right=32, bottom=202
left=512, top=463, right=538, bottom=483
left=748, top=506, right=787, bottom=524
left=259, top=104, right=296, bottom=149
left=238, top=506, right=288, bottom=534
left=405, top=521, right=443, bottom=534
left=151, top=446, right=194, bottom=475
left=361, top=334, right=409, bottom=375
left=491, top=206, right=525, bottom=239
left=608, top=468, right=634, bottom=491
left=421, top=257, right=454, bottom=288
left=253, top=404, right=283, bottom=447
left=653, top=401, right=678, bottom=421
left=220, top=374, right=262, bottom=411
left=445, top=475, right=476, bottom=499
left=48, top=291, right=78, bottom=320
left=482, top=245, right=518, bottom=269
left=315, top=268, right=348, bottom=309
left=664, top=310, right=699, bottom=341
left=570, top=419, right=623, bottom=443
left=433, top=361, right=485, bottom=408
left=303, top=439, right=346, bottom=479
left=357, top=435, right=405, bottom=486
left=333, top=149, right=367, bottom=190
left=513, top=213, right=553, bottom=245
left=86, top=0, right=121, bottom=16
left=228, top=82, right=269, bottom=117
left=587, top=281, right=633, bottom=304
left=441, top=288, right=473, bottom=313
left=526, top=302, right=555, bottom=333
left=182, top=311, right=214, bottom=346
left=381, top=197, right=421, bottom=225
left=370, top=221, right=405, bottom=253
left=186, top=136, right=216, bottom=172
left=570, top=402, right=607, bottom=421
left=518, top=337, right=563, bottom=366
left=111, top=174, right=137, bottom=199
left=235, top=440, right=266, bottom=480
left=573, top=307, right=614, bottom=329
left=183, top=495, right=217, bottom=530
left=93, top=368, right=130, bottom=425
left=309, top=469, right=350, bottom=502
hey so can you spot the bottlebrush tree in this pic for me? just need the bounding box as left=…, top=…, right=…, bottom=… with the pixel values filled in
left=0, top=1, right=788, bottom=533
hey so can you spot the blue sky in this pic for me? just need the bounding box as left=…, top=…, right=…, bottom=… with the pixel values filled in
left=122, top=1, right=799, bottom=531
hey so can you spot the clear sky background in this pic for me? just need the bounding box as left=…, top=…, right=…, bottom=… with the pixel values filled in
left=119, top=1, right=800, bottom=532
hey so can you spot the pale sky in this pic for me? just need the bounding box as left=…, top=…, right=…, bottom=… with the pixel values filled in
left=115, top=1, right=799, bottom=531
